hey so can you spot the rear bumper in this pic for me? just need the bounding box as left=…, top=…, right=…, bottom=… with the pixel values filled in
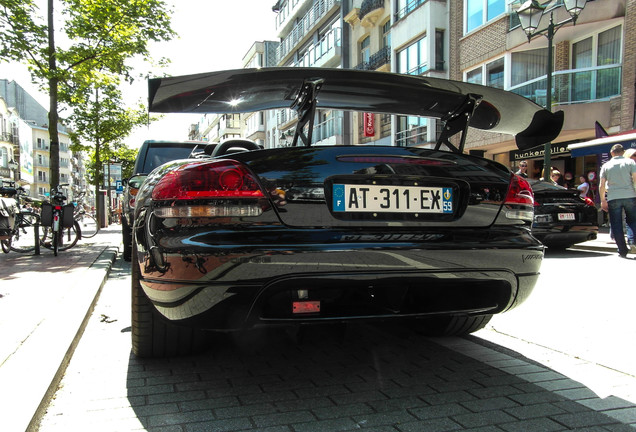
left=135, top=225, right=543, bottom=330
left=532, top=224, right=598, bottom=247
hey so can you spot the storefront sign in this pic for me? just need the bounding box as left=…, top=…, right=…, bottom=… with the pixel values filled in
left=510, top=143, right=570, bottom=161
left=363, top=113, right=375, bottom=137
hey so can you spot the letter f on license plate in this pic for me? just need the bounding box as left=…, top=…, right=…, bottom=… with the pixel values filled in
left=333, top=184, right=452, bottom=214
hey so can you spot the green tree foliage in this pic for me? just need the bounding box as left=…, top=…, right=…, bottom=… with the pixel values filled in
left=68, top=80, right=146, bottom=188
left=0, top=0, right=175, bottom=191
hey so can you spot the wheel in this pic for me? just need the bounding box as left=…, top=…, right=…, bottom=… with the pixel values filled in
left=9, top=212, right=41, bottom=253
left=78, top=213, right=99, bottom=238
left=131, top=243, right=208, bottom=358
left=1, top=239, right=10, bottom=253
left=411, top=315, right=493, bottom=336
left=52, top=227, right=58, bottom=256
left=122, top=217, right=132, bottom=261
left=41, top=221, right=80, bottom=252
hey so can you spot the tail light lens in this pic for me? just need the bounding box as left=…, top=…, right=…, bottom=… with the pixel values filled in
left=152, top=160, right=264, bottom=200
left=583, top=197, right=595, bottom=206
left=503, top=174, right=534, bottom=221
left=152, top=160, right=266, bottom=219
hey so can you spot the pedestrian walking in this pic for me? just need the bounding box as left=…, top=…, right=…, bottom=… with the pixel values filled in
left=599, top=144, right=636, bottom=258
left=515, top=160, right=529, bottom=178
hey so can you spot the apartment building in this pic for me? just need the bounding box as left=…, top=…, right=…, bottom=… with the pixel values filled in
left=273, top=0, right=349, bottom=146
left=450, top=0, right=633, bottom=185
left=0, top=80, right=86, bottom=200
left=0, top=97, right=19, bottom=185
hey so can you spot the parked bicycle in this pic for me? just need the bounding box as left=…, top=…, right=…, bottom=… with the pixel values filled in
left=40, top=184, right=80, bottom=256
left=0, top=182, right=41, bottom=254
left=72, top=192, right=99, bottom=238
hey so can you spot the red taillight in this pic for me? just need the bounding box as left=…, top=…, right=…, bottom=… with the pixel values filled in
left=504, top=175, right=534, bottom=206
left=152, top=160, right=265, bottom=201
left=584, top=197, right=595, bottom=206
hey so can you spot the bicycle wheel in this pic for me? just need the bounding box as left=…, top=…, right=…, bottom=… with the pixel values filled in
left=77, top=213, right=99, bottom=238
left=41, top=221, right=80, bottom=252
left=9, top=212, right=41, bottom=253
left=1, top=239, right=10, bottom=253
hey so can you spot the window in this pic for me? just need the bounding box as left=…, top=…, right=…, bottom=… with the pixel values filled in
left=0, top=147, right=7, bottom=167
left=360, top=36, right=370, bottom=64
left=397, top=116, right=427, bottom=147
left=511, top=48, right=549, bottom=86
left=435, top=30, right=444, bottom=71
left=464, top=57, right=505, bottom=89
left=382, top=20, right=391, bottom=49
left=572, top=25, right=622, bottom=101
left=465, top=0, right=505, bottom=33
left=397, top=36, right=427, bottom=75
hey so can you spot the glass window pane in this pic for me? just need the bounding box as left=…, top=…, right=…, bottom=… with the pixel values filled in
left=487, top=0, right=505, bottom=20
left=466, top=0, right=484, bottom=32
left=573, top=37, right=593, bottom=68
left=511, top=48, right=548, bottom=86
left=486, top=58, right=504, bottom=88
left=466, top=67, right=483, bottom=84
left=597, top=25, right=621, bottom=66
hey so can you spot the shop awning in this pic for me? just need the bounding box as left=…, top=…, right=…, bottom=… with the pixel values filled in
left=568, top=131, right=636, bottom=157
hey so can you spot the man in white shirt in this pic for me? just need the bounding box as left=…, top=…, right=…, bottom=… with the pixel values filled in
left=599, top=144, right=636, bottom=258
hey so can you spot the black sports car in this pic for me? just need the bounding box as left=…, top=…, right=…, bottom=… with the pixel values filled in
left=530, top=180, right=598, bottom=249
left=131, top=68, right=564, bottom=358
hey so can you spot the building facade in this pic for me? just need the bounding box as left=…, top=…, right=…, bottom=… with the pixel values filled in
left=0, top=80, right=88, bottom=201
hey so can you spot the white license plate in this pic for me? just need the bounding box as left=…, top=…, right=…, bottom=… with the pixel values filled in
left=558, top=213, right=575, bottom=221
left=332, top=184, right=453, bottom=213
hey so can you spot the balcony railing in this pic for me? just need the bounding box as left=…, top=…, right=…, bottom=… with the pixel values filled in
left=397, top=125, right=428, bottom=147
left=395, top=0, right=426, bottom=21
left=509, top=64, right=622, bottom=106
left=277, top=0, right=341, bottom=64
left=293, top=27, right=341, bottom=68
left=354, top=46, right=391, bottom=71
left=274, top=0, right=302, bottom=31
left=359, top=0, right=384, bottom=20
left=311, top=113, right=343, bottom=144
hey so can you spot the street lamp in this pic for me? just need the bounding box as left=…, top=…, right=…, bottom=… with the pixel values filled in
left=8, top=159, right=18, bottom=182
left=515, top=0, right=587, bottom=179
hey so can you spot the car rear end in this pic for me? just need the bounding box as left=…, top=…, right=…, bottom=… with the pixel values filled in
left=133, top=146, right=541, bottom=330
left=530, top=180, right=598, bottom=248
left=122, top=140, right=205, bottom=260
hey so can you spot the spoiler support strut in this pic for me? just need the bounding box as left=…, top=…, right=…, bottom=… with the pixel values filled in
left=290, top=78, right=324, bottom=147
left=435, top=94, right=481, bottom=154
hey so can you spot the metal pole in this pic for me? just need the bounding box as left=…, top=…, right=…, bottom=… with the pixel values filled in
left=543, top=12, right=554, bottom=180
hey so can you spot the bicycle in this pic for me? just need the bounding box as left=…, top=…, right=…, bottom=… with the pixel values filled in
left=40, top=184, right=80, bottom=256
left=73, top=192, right=99, bottom=238
left=0, top=183, right=42, bottom=254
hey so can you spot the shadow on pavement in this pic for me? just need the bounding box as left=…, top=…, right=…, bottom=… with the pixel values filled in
left=113, top=323, right=636, bottom=431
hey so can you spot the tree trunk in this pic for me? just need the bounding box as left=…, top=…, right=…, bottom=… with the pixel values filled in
left=47, top=0, right=60, bottom=192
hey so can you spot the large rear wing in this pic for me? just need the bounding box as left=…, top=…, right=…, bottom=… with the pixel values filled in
left=148, top=68, right=563, bottom=152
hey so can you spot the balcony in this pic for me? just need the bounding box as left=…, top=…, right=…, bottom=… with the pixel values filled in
left=354, top=46, right=391, bottom=71
left=359, top=0, right=384, bottom=26
left=509, top=64, right=622, bottom=106
left=293, top=27, right=341, bottom=68
left=277, top=0, right=341, bottom=64
left=395, top=0, right=426, bottom=22
left=274, top=0, right=302, bottom=31
left=311, top=113, right=343, bottom=145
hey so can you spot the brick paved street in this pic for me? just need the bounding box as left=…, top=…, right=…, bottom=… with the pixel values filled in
left=36, top=255, right=636, bottom=432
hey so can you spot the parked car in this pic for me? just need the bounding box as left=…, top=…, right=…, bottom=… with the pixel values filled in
left=130, top=67, right=565, bottom=358
left=530, top=180, right=598, bottom=249
left=121, top=140, right=206, bottom=261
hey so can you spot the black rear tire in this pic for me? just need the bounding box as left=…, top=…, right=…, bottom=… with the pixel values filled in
left=412, top=315, right=493, bottom=336
left=122, top=217, right=132, bottom=262
left=131, top=244, right=208, bottom=358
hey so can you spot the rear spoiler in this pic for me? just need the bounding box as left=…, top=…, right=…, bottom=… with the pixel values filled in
left=148, top=68, right=563, bottom=152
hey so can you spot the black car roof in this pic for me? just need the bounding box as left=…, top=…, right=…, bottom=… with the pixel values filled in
left=148, top=68, right=564, bottom=151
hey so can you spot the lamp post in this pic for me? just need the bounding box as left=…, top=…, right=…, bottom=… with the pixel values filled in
left=515, top=0, right=587, bottom=179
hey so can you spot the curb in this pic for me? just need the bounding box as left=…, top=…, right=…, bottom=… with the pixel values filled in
left=0, top=245, right=119, bottom=432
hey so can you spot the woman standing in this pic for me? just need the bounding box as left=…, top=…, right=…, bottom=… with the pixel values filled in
left=577, top=175, right=590, bottom=198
